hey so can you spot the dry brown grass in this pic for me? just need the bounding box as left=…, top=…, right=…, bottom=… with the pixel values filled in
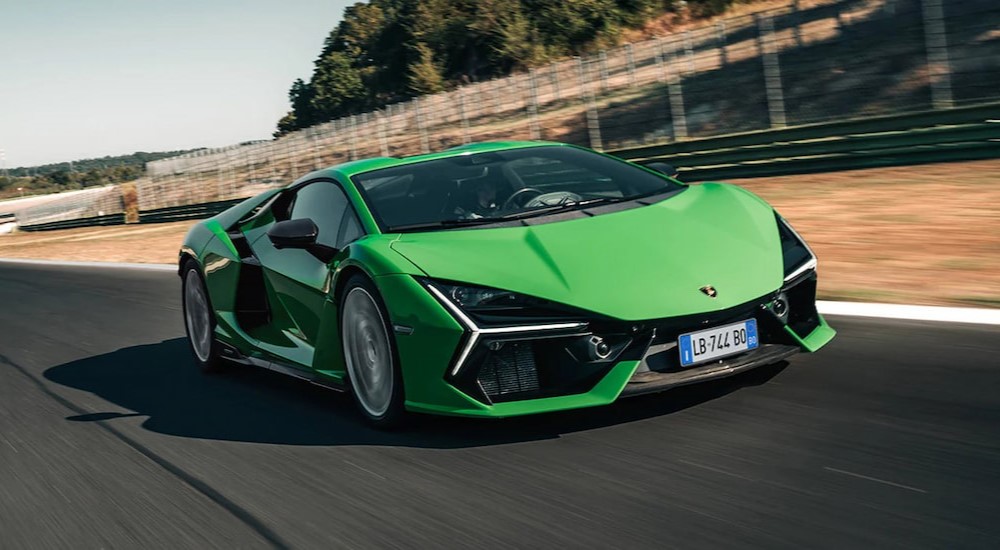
left=0, top=221, right=193, bottom=264
left=2, top=159, right=998, bottom=307
left=730, top=159, right=1000, bottom=307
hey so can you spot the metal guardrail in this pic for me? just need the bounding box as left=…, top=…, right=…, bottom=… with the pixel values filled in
left=611, top=102, right=1000, bottom=159
left=16, top=199, right=243, bottom=231
left=612, top=102, right=1000, bottom=180
left=17, top=213, right=126, bottom=232
left=138, top=199, right=245, bottom=224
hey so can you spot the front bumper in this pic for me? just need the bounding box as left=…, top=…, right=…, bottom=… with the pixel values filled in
left=621, top=344, right=800, bottom=397
left=376, top=272, right=834, bottom=418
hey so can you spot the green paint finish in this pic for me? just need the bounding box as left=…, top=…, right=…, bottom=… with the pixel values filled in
left=783, top=314, right=837, bottom=352
left=178, top=223, right=215, bottom=263
left=391, top=183, right=782, bottom=320
left=213, top=311, right=257, bottom=351
left=311, top=297, right=347, bottom=383
left=204, top=219, right=239, bottom=258
left=212, top=188, right=282, bottom=229
left=179, top=141, right=834, bottom=420
left=373, top=274, right=466, bottom=409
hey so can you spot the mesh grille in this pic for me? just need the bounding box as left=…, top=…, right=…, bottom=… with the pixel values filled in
left=477, top=342, right=539, bottom=398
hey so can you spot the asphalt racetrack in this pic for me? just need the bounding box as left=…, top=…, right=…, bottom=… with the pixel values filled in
left=1, top=262, right=998, bottom=549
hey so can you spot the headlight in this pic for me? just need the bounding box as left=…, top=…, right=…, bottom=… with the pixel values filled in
left=421, top=279, right=589, bottom=377
left=776, top=214, right=817, bottom=283
left=427, top=280, right=544, bottom=312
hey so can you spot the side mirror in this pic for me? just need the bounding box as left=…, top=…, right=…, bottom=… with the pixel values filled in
left=646, top=162, right=680, bottom=179
left=267, top=218, right=340, bottom=263
left=268, top=218, right=318, bottom=249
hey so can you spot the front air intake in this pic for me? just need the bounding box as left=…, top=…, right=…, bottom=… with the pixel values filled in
left=477, top=342, right=539, bottom=399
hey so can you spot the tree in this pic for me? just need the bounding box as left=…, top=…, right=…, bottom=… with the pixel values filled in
left=274, top=0, right=726, bottom=134
left=408, top=42, right=445, bottom=95
left=323, top=2, right=387, bottom=59
left=309, top=51, right=366, bottom=122
left=275, top=112, right=299, bottom=137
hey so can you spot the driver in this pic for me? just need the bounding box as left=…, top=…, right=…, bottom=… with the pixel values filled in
left=457, top=178, right=500, bottom=218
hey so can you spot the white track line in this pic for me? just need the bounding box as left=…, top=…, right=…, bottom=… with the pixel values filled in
left=0, top=257, right=175, bottom=272
left=816, top=300, right=1000, bottom=326
left=1, top=257, right=997, bottom=325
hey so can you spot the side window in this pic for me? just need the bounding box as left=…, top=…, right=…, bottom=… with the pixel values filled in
left=339, top=210, right=363, bottom=246
left=289, top=182, right=362, bottom=248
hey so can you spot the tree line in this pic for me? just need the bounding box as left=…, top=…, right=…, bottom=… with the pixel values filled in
left=0, top=150, right=200, bottom=199
left=275, top=0, right=738, bottom=135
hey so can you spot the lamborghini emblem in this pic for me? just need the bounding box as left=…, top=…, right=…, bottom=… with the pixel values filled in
left=700, top=285, right=718, bottom=298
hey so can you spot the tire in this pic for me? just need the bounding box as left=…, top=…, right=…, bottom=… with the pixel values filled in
left=181, top=261, right=225, bottom=373
left=339, top=274, right=407, bottom=429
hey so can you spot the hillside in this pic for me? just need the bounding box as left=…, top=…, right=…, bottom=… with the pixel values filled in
left=275, top=0, right=765, bottom=135
left=0, top=149, right=201, bottom=199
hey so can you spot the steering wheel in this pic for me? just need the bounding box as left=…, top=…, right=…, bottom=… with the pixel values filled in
left=502, top=187, right=544, bottom=210
left=525, top=191, right=583, bottom=208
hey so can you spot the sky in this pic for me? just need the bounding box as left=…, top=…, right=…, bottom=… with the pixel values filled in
left=0, top=0, right=350, bottom=168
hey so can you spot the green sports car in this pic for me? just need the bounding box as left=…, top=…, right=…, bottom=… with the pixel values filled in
left=179, top=141, right=834, bottom=427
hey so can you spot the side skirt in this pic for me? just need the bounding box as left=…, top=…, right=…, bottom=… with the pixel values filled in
left=216, top=340, right=346, bottom=392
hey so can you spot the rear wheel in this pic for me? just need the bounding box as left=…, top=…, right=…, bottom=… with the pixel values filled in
left=181, top=262, right=224, bottom=373
left=340, top=275, right=406, bottom=428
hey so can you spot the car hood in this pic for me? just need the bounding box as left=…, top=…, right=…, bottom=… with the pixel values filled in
left=390, top=183, right=784, bottom=321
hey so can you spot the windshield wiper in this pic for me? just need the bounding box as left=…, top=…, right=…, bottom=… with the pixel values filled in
left=390, top=218, right=500, bottom=232
left=580, top=187, right=681, bottom=207
left=489, top=197, right=621, bottom=221
left=392, top=201, right=606, bottom=230
left=493, top=189, right=677, bottom=221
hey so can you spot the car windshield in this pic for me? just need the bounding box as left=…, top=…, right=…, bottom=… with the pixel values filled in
left=351, top=145, right=681, bottom=232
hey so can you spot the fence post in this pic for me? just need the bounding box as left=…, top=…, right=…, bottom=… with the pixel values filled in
left=365, top=113, right=374, bottom=152
left=349, top=115, right=359, bottom=160
left=216, top=150, right=226, bottom=199
left=716, top=21, right=728, bottom=67
left=758, top=14, right=787, bottom=128
left=416, top=98, right=430, bottom=154
left=528, top=69, right=541, bottom=140
left=491, top=79, right=503, bottom=116
left=684, top=31, right=695, bottom=74
left=247, top=144, right=257, bottom=183
left=229, top=148, right=239, bottom=196
left=378, top=111, right=390, bottom=156
left=792, top=0, right=804, bottom=48
left=599, top=50, right=609, bottom=93
left=626, top=43, right=637, bottom=87
left=311, top=127, right=322, bottom=169
left=666, top=40, right=688, bottom=140
left=550, top=62, right=561, bottom=101
left=459, top=89, right=471, bottom=144
left=922, top=0, right=953, bottom=109
left=582, top=58, right=603, bottom=150
left=654, top=39, right=667, bottom=83
left=286, top=136, right=297, bottom=181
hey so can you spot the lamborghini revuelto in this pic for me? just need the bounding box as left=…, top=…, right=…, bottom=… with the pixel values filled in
left=179, top=141, right=834, bottom=427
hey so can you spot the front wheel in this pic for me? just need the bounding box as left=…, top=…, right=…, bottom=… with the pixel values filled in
left=181, top=262, right=225, bottom=373
left=340, top=275, right=407, bottom=429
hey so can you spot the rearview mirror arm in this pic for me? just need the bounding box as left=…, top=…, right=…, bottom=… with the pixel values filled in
left=307, top=244, right=339, bottom=263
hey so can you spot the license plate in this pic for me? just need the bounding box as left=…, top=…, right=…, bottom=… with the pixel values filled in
left=678, top=319, right=758, bottom=367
